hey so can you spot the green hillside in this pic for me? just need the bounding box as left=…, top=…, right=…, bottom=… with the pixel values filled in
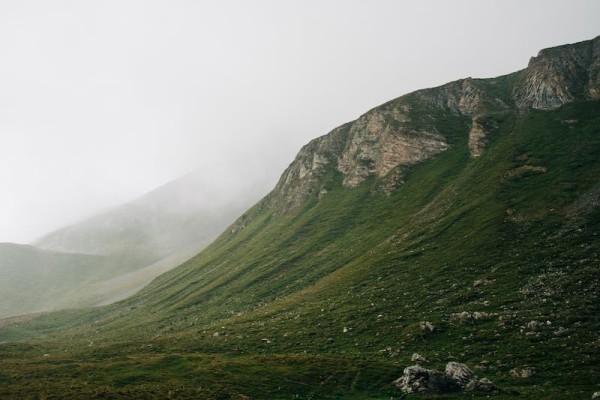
left=0, top=37, right=598, bottom=399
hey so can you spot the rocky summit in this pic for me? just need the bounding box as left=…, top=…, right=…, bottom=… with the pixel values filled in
left=0, top=36, right=599, bottom=400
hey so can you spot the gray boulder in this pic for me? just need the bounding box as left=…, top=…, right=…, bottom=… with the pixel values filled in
left=393, top=365, right=459, bottom=394
left=445, top=362, right=474, bottom=387
left=466, top=377, right=498, bottom=392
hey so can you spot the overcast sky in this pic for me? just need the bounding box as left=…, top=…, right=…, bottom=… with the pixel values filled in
left=1, top=0, right=599, bottom=243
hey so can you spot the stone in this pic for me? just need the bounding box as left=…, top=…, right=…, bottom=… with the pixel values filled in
left=465, top=377, right=497, bottom=393
left=527, top=320, right=542, bottom=330
left=419, top=321, right=435, bottom=333
left=592, top=391, right=600, bottom=400
left=445, top=362, right=474, bottom=387
left=411, top=353, right=427, bottom=364
left=393, top=365, right=458, bottom=394
left=510, top=367, right=535, bottom=378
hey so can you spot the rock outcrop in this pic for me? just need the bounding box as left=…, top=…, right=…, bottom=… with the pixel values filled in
left=393, top=365, right=459, bottom=394
left=337, top=106, right=448, bottom=187
left=393, top=362, right=498, bottom=394
left=445, top=362, right=474, bottom=387
left=514, top=36, right=600, bottom=110
left=244, top=36, right=600, bottom=215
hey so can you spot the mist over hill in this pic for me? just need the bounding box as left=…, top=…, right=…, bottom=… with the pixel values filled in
left=0, top=36, right=598, bottom=399
left=0, top=170, right=265, bottom=318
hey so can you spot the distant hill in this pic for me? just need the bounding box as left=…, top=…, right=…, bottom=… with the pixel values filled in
left=0, top=243, right=113, bottom=317
left=0, top=171, right=263, bottom=317
left=1, top=36, right=599, bottom=399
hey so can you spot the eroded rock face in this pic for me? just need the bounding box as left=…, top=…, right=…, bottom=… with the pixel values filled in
left=468, top=115, right=488, bottom=158
left=267, top=123, right=350, bottom=212
left=254, top=36, right=600, bottom=214
left=415, top=78, right=506, bottom=115
left=338, top=108, right=448, bottom=187
left=514, top=36, right=600, bottom=110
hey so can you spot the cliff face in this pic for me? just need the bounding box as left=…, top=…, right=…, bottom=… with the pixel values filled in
left=256, top=36, right=600, bottom=214
left=514, top=36, right=600, bottom=109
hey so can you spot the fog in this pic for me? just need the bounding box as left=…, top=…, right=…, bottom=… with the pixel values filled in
left=1, top=0, right=599, bottom=243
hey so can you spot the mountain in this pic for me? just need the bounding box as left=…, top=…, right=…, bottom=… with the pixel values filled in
left=0, top=171, right=262, bottom=317
left=1, top=37, right=599, bottom=399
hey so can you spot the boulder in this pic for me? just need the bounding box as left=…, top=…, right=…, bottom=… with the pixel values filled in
left=445, top=362, right=474, bottom=387
left=393, top=365, right=458, bottom=394
left=419, top=321, right=435, bottom=333
left=466, top=377, right=498, bottom=393
left=411, top=352, right=427, bottom=364
left=510, top=367, right=535, bottom=378
left=394, top=361, right=498, bottom=394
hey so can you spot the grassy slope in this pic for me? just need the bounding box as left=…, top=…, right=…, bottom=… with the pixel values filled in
left=0, top=101, right=599, bottom=399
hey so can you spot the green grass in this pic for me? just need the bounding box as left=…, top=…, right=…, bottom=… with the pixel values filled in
left=0, top=99, right=598, bottom=399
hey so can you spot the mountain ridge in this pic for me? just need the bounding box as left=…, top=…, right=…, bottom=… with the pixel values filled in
left=0, top=36, right=599, bottom=400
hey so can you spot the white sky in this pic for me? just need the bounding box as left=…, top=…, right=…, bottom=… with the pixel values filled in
left=1, top=0, right=599, bottom=243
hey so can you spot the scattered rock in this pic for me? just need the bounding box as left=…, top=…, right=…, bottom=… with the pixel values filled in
left=394, top=362, right=498, bottom=395
left=473, top=278, right=495, bottom=287
left=553, top=326, right=569, bottom=336
left=411, top=353, right=427, bottom=364
left=527, top=320, right=542, bottom=331
left=419, top=321, right=435, bottom=333
left=445, top=362, right=474, bottom=387
left=465, top=377, right=498, bottom=392
left=451, top=311, right=494, bottom=322
left=510, top=367, right=535, bottom=379
left=393, top=365, right=458, bottom=394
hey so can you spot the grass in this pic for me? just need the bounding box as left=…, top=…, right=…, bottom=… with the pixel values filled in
left=0, top=95, right=598, bottom=399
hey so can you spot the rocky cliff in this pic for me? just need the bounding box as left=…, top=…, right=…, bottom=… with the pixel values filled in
left=234, top=36, right=600, bottom=222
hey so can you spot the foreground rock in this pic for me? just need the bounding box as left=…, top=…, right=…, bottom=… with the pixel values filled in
left=394, top=362, right=498, bottom=395
left=445, top=362, right=474, bottom=387
left=392, top=365, right=459, bottom=394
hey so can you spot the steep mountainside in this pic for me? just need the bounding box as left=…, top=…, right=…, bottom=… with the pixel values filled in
left=0, top=37, right=599, bottom=400
left=0, top=171, right=261, bottom=317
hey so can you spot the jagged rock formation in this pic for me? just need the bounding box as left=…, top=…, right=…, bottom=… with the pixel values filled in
left=254, top=36, right=600, bottom=213
left=514, top=36, right=600, bottom=109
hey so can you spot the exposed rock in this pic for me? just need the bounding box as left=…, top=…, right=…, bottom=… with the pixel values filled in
left=337, top=107, right=448, bottom=187
left=465, top=377, right=498, bottom=393
left=510, top=367, right=535, bottom=379
left=393, top=365, right=458, bottom=394
left=411, top=353, right=427, bottom=364
left=468, top=114, right=501, bottom=158
left=445, top=362, right=474, bottom=387
left=506, top=164, right=547, bottom=179
left=527, top=320, right=542, bottom=331
left=419, top=321, right=435, bottom=333
left=514, top=36, right=600, bottom=109
left=451, top=311, right=494, bottom=322
left=237, top=36, right=599, bottom=218
left=415, top=78, right=506, bottom=115
left=394, top=362, right=498, bottom=394
left=473, top=278, right=496, bottom=287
